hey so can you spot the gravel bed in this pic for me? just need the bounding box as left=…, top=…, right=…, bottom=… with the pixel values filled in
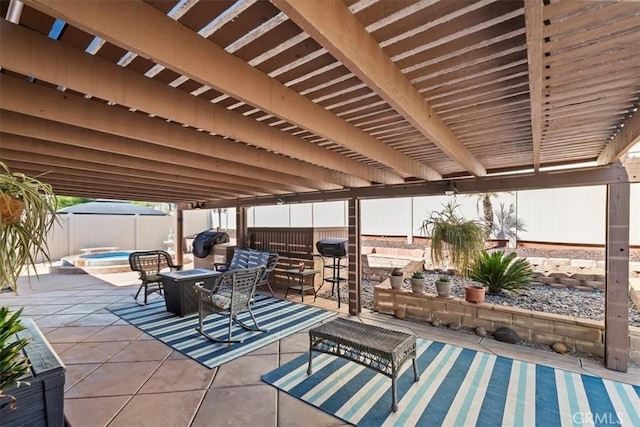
left=318, top=274, right=640, bottom=327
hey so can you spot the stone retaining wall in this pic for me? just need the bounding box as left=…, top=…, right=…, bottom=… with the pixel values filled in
left=374, top=281, right=640, bottom=363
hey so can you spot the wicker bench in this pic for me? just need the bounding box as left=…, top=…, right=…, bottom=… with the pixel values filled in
left=307, top=317, right=419, bottom=412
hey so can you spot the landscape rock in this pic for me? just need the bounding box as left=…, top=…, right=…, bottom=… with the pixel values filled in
left=552, top=342, right=568, bottom=354
left=475, top=326, right=487, bottom=337
left=431, top=319, right=440, bottom=327
left=494, top=327, right=519, bottom=344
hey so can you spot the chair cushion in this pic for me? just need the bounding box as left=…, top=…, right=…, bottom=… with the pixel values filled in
left=228, top=249, right=251, bottom=269
left=248, top=250, right=269, bottom=268
left=210, top=292, right=251, bottom=309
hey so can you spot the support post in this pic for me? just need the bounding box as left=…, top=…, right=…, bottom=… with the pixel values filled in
left=236, top=206, right=248, bottom=249
left=605, top=182, right=630, bottom=371
left=176, top=209, right=184, bottom=266
left=348, top=198, right=361, bottom=315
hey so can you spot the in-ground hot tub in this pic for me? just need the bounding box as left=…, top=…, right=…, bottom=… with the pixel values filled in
left=73, top=251, right=134, bottom=267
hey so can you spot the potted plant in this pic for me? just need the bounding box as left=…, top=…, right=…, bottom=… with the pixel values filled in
left=389, top=267, right=404, bottom=290
left=435, top=275, right=452, bottom=299
left=409, top=271, right=425, bottom=294
left=1, top=161, right=57, bottom=293
left=0, top=308, right=30, bottom=411
left=469, top=250, right=533, bottom=295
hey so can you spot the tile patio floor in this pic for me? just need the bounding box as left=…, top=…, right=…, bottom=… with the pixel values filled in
left=2, top=265, right=639, bottom=427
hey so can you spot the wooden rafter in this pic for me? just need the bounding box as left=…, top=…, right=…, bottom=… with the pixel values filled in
left=0, top=74, right=356, bottom=190
left=597, top=109, right=640, bottom=165
left=21, top=0, right=441, bottom=181
left=0, top=20, right=400, bottom=186
left=524, top=0, right=543, bottom=170
left=272, top=0, right=487, bottom=177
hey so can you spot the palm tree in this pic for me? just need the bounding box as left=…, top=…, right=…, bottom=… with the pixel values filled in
left=492, top=203, right=526, bottom=243
left=467, top=192, right=501, bottom=239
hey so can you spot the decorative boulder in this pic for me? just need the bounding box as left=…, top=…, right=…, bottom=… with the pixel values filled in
left=475, top=326, right=487, bottom=337
left=494, top=327, right=519, bottom=344
left=552, top=342, right=568, bottom=354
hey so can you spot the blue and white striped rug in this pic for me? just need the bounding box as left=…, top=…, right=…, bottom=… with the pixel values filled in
left=262, top=339, right=640, bottom=426
left=108, top=295, right=335, bottom=368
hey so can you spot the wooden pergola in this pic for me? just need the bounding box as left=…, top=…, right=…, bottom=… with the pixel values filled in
left=0, top=0, right=639, bottom=371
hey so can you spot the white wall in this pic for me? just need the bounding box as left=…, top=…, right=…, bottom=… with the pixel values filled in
left=45, top=213, right=175, bottom=261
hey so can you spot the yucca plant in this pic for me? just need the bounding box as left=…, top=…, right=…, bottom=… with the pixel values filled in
left=0, top=307, right=31, bottom=410
left=420, top=202, right=485, bottom=276
left=1, top=161, right=58, bottom=293
left=469, top=250, right=533, bottom=294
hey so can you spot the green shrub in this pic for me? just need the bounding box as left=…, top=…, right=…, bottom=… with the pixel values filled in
left=411, top=271, right=424, bottom=279
left=469, top=251, right=533, bottom=294
left=437, top=275, right=451, bottom=282
left=0, top=307, right=31, bottom=409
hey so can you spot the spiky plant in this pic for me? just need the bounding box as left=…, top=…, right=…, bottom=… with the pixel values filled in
left=492, top=202, right=526, bottom=241
left=0, top=307, right=31, bottom=410
left=1, top=161, right=57, bottom=292
left=469, top=250, right=533, bottom=294
left=420, top=202, right=485, bottom=276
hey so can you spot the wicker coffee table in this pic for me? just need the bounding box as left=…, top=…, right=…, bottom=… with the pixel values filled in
left=307, top=317, right=419, bottom=412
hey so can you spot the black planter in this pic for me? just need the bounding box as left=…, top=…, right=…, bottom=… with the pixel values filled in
left=0, top=318, right=65, bottom=427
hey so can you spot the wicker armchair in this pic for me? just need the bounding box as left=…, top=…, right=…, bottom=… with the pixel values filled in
left=128, top=250, right=182, bottom=305
left=256, top=252, right=279, bottom=296
left=193, top=266, right=266, bottom=345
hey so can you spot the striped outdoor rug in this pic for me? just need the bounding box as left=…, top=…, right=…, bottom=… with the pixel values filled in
left=108, top=295, right=335, bottom=368
left=262, top=339, right=640, bottom=427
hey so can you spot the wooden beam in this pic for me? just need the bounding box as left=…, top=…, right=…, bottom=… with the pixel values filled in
left=605, top=182, right=630, bottom=372
left=0, top=75, right=351, bottom=189
left=200, top=162, right=630, bottom=209
left=0, top=111, right=324, bottom=192
left=597, top=109, right=640, bottom=165
left=273, top=0, right=486, bottom=177
left=524, top=0, right=543, bottom=171
left=0, top=20, right=398, bottom=185
left=22, top=0, right=440, bottom=181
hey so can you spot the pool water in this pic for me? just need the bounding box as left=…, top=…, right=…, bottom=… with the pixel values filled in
left=74, top=251, right=134, bottom=267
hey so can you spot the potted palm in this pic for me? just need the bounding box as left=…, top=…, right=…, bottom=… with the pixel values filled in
left=389, top=267, right=404, bottom=290
left=409, top=271, right=425, bottom=294
left=435, top=275, right=452, bottom=299
left=1, top=161, right=57, bottom=293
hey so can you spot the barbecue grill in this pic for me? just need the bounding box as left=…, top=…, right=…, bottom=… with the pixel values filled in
left=315, top=238, right=348, bottom=308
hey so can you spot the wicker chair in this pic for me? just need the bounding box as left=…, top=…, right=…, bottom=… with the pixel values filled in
left=128, top=250, right=182, bottom=305
left=255, top=252, right=279, bottom=296
left=193, top=266, right=266, bottom=345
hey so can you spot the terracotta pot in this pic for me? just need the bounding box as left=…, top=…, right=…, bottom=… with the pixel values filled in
left=394, top=308, right=406, bottom=319
left=465, top=285, right=485, bottom=303
left=389, top=275, right=403, bottom=290
left=410, top=278, right=425, bottom=294
left=0, top=193, right=24, bottom=225
left=435, top=280, right=452, bottom=298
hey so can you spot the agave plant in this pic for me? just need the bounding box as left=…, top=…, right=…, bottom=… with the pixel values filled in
left=0, top=161, right=58, bottom=292
left=0, top=307, right=31, bottom=410
left=469, top=250, right=533, bottom=294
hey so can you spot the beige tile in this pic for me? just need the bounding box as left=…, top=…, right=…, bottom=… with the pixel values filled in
left=278, top=390, right=346, bottom=427
left=83, top=325, right=143, bottom=342
left=280, top=352, right=306, bottom=366
left=192, top=384, right=276, bottom=427
left=110, top=390, right=205, bottom=427
left=211, top=353, right=278, bottom=387
left=21, top=304, right=74, bottom=315
left=109, top=340, right=172, bottom=362
left=280, top=331, right=310, bottom=354
left=59, top=341, right=130, bottom=365
left=64, top=363, right=101, bottom=391
left=247, top=340, right=279, bottom=356
left=51, top=342, right=75, bottom=354
left=55, top=303, right=109, bottom=314
left=139, top=359, right=215, bottom=393
left=68, top=312, right=120, bottom=327
left=65, top=361, right=161, bottom=398
left=45, top=326, right=105, bottom=343
left=64, top=395, right=130, bottom=427
left=35, top=314, right=88, bottom=328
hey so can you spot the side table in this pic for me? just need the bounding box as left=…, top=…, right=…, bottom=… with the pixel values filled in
left=284, top=268, right=320, bottom=302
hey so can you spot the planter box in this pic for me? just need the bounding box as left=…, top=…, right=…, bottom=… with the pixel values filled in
left=0, top=318, right=65, bottom=427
